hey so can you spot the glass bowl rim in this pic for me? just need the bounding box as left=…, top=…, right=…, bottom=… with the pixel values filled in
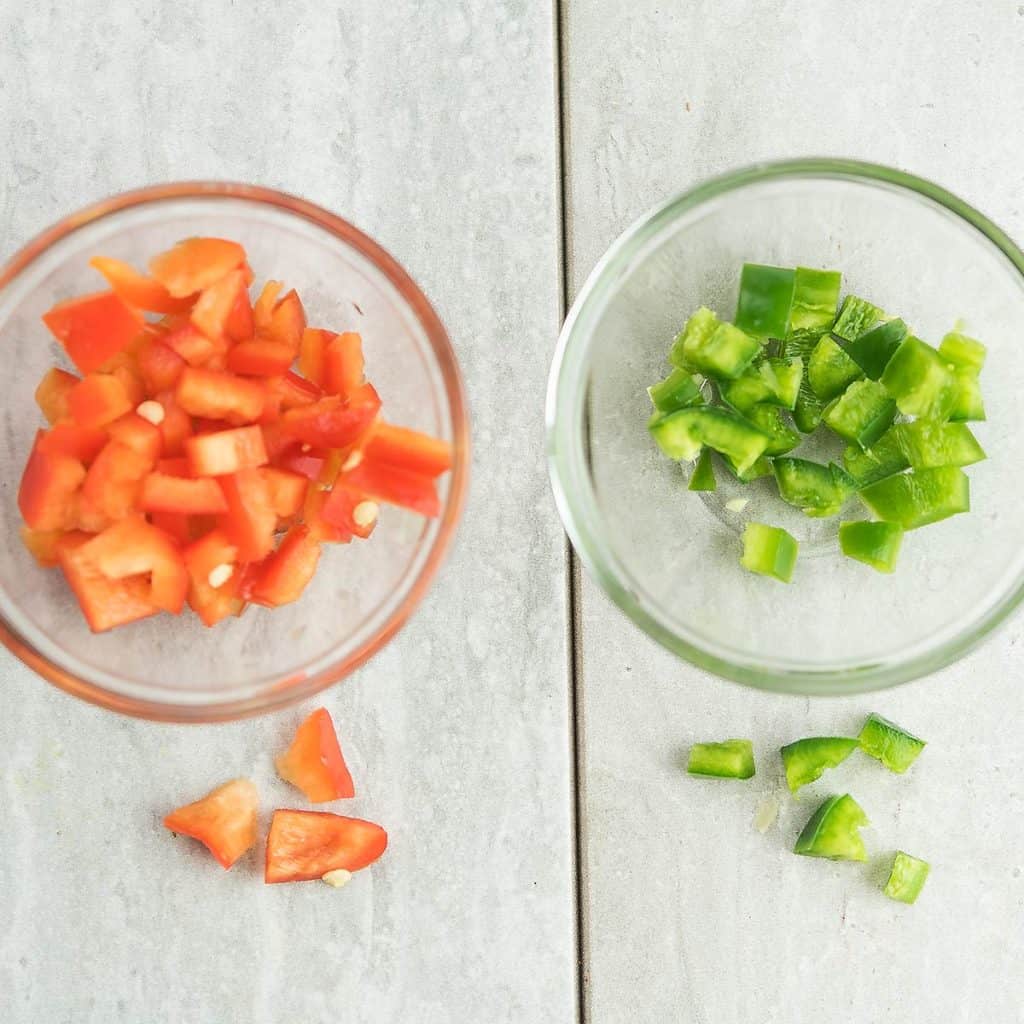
left=0, top=180, right=470, bottom=721
left=546, top=157, right=1024, bottom=696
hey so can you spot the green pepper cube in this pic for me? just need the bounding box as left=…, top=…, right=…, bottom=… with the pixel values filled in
left=859, top=712, right=926, bottom=772
left=789, top=267, right=842, bottom=333
left=794, top=794, right=869, bottom=862
left=745, top=405, right=800, bottom=457
left=688, top=448, right=717, bottom=491
left=686, top=322, right=762, bottom=380
left=774, top=458, right=855, bottom=518
left=808, top=335, right=864, bottom=401
left=845, top=318, right=908, bottom=380
left=838, top=521, right=904, bottom=573
left=832, top=295, right=885, bottom=342
left=948, top=369, right=986, bottom=422
left=884, top=851, right=931, bottom=904
left=781, top=330, right=827, bottom=432
left=687, top=739, right=755, bottom=779
left=938, top=330, right=986, bottom=375
left=721, top=357, right=803, bottom=413
left=880, top=336, right=958, bottom=419
left=740, top=522, right=798, bottom=582
left=722, top=453, right=774, bottom=483
left=842, top=427, right=909, bottom=486
left=897, top=420, right=985, bottom=469
left=859, top=466, right=969, bottom=530
left=649, top=406, right=771, bottom=473
left=823, top=379, right=897, bottom=449
left=735, top=264, right=795, bottom=339
left=780, top=737, right=859, bottom=793
left=648, top=368, right=704, bottom=413
left=669, top=306, right=718, bottom=370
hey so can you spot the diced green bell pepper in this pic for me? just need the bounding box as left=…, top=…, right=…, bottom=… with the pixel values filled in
left=735, top=264, right=795, bottom=339
left=690, top=322, right=762, bottom=380
left=721, top=453, right=774, bottom=483
left=649, top=406, right=771, bottom=472
left=688, top=448, right=717, bottom=491
left=948, top=369, right=986, bottom=422
left=781, top=329, right=827, bottom=432
left=832, top=295, right=884, bottom=342
left=842, top=427, right=909, bottom=486
left=740, top=522, right=798, bottom=582
left=746, top=405, right=800, bottom=456
left=859, top=466, right=969, bottom=530
left=896, top=420, right=985, bottom=469
left=774, top=458, right=855, bottom=518
left=669, top=306, right=716, bottom=370
left=939, top=330, right=986, bottom=374
left=823, top=379, right=897, bottom=449
left=808, top=335, right=864, bottom=401
left=884, top=851, right=931, bottom=904
left=648, top=368, right=704, bottom=413
left=789, top=267, right=842, bottom=332
left=858, top=712, right=926, bottom=772
left=687, top=739, right=755, bottom=779
left=845, top=318, right=908, bottom=379
left=719, top=357, right=803, bottom=413
left=880, top=336, right=958, bottom=419
left=780, top=737, right=859, bottom=793
left=838, top=521, right=904, bottom=573
left=794, top=794, right=869, bottom=862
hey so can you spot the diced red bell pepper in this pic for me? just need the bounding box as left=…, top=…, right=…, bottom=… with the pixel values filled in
left=18, top=431, right=86, bottom=531
left=148, top=510, right=192, bottom=544
left=183, top=528, right=243, bottom=626
left=111, top=364, right=146, bottom=407
left=260, top=421, right=296, bottom=462
left=74, top=495, right=112, bottom=534
left=298, top=328, right=335, bottom=386
left=106, top=413, right=163, bottom=463
left=253, top=281, right=283, bottom=327
left=276, top=707, right=355, bottom=802
left=259, top=372, right=320, bottom=424
left=176, top=366, right=265, bottom=424
left=185, top=425, right=268, bottom=477
left=225, top=282, right=254, bottom=342
left=57, top=531, right=158, bottom=632
left=37, top=423, right=108, bottom=464
left=184, top=527, right=239, bottom=581
left=81, top=441, right=154, bottom=522
left=321, top=483, right=378, bottom=539
left=164, top=778, right=258, bottom=869
left=364, top=422, right=453, bottom=478
left=275, top=445, right=326, bottom=481
left=136, top=339, right=186, bottom=393
left=227, top=337, right=295, bottom=377
left=155, top=393, right=193, bottom=457
left=66, top=373, right=133, bottom=428
left=322, top=332, right=365, bottom=398
left=79, top=515, right=188, bottom=614
left=162, top=320, right=218, bottom=366
left=88, top=256, right=195, bottom=314
left=20, top=526, right=65, bottom=568
left=280, top=393, right=380, bottom=450
left=250, top=525, right=320, bottom=606
left=191, top=269, right=249, bottom=343
left=303, top=487, right=352, bottom=543
left=140, top=473, right=230, bottom=515
left=260, top=288, right=306, bottom=352
left=157, top=456, right=192, bottom=477
left=343, top=459, right=441, bottom=517
left=262, top=467, right=308, bottom=517
left=35, top=368, right=80, bottom=424
left=149, top=238, right=247, bottom=298
left=42, top=290, right=145, bottom=374
left=217, top=468, right=277, bottom=561
left=265, top=810, right=387, bottom=883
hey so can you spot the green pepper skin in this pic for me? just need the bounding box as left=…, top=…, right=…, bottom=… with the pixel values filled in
left=823, top=379, right=897, bottom=450
left=794, top=794, right=869, bottom=861
left=648, top=368, right=704, bottom=414
left=688, top=448, right=717, bottom=491
left=745, top=405, right=800, bottom=457
left=838, top=521, right=904, bottom=573
left=780, top=737, right=859, bottom=793
left=740, top=522, right=798, bottom=582
left=687, top=739, right=756, bottom=779
left=884, top=851, right=931, bottom=904
left=858, top=466, right=969, bottom=530
left=842, top=428, right=909, bottom=486
left=896, top=420, right=985, bottom=469
left=735, top=264, right=795, bottom=339
left=649, top=406, right=771, bottom=472
left=808, top=335, right=864, bottom=401
left=859, top=713, right=926, bottom=773
left=832, top=296, right=884, bottom=342
left=880, top=336, right=958, bottom=419
left=845, top=318, right=908, bottom=379
left=773, top=457, right=854, bottom=518
left=789, top=267, right=842, bottom=332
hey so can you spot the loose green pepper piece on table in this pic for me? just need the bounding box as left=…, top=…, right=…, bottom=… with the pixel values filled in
left=794, top=794, right=869, bottom=862
left=780, top=737, right=859, bottom=793
left=745, top=405, right=800, bottom=456
left=688, top=448, right=717, bottom=491
left=807, top=335, right=864, bottom=401
left=897, top=420, right=985, bottom=469
left=859, top=466, right=969, bottom=529
left=789, top=267, right=842, bottom=332
left=838, top=521, right=904, bottom=573
left=884, top=851, right=931, bottom=904
left=735, top=264, right=795, bottom=339
left=880, top=336, right=958, bottom=419
left=845, top=318, right=908, bottom=379
left=842, top=427, right=909, bottom=486
left=687, top=739, right=755, bottom=779
left=832, top=295, right=884, bottom=342
left=859, top=712, right=926, bottom=772
left=823, top=379, right=897, bottom=449
left=773, top=457, right=855, bottom=518
left=648, top=367, right=704, bottom=413
left=649, top=406, right=771, bottom=473
left=740, top=522, right=798, bottom=582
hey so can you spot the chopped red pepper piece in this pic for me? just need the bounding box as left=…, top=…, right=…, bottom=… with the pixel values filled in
left=322, top=332, right=365, bottom=398
left=260, top=288, right=306, bottom=352
left=88, top=256, right=195, bottom=314
left=149, top=238, right=246, bottom=298
left=20, top=526, right=65, bottom=568
left=264, top=809, right=387, bottom=883
left=322, top=483, right=378, bottom=539
left=140, top=473, right=230, bottom=515
left=183, top=528, right=243, bottom=626
left=42, top=290, right=145, bottom=374
left=227, top=337, right=295, bottom=377
left=66, top=374, right=133, bottom=428
left=343, top=459, right=441, bottom=517
left=154, top=393, right=193, bottom=457
left=161, top=320, right=218, bottom=366
left=303, top=487, right=352, bottom=543
left=148, top=510, right=192, bottom=544
left=274, top=446, right=326, bottom=481
left=136, top=339, right=186, bottom=393
left=280, top=394, right=380, bottom=450
left=176, top=366, right=265, bottom=424
left=79, top=440, right=152, bottom=523
left=298, top=327, right=334, bottom=386
left=106, top=413, right=163, bottom=463
left=18, top=431, right=86, bottom=531
left=217, top=468, right=277, bottom=562
left=253, top=280, right=283, bottom=327
left=225, top=282, right=254, bottom=342
left=275, top=707, right=355, bottom=802
left=185, top=425, right=268, bottom=477
left=37, top=423, right=108, bottom=464
left=250, top=525, right=320, bottom=606
left=364, top=423, right=453, bottom=478
left=35, top=368, right=80, bottom=424
left=164, top=778, right=258, bottom=869
left=191, top=269, right=249, bottom=343
left=261, top=467, right=308, bottom=517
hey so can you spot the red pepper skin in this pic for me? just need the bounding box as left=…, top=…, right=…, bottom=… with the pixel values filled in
left=322, top=332, right=365, bottom=398
left=140, top=473, right=230, bottom=515
left=191, top=269, right=249, bottom=343
left=176, top=366, right=265, bottom=424
left=227, top=337, right=295, bottom=377
left=250, top=525, right=320, bottom=607
left=136, top=339, right=186, bottom=393
left=280, top=394, right=380, bottom=450
left=298, top=328, right=335, bottom=386
left=42, top=290, right=145, bottom=374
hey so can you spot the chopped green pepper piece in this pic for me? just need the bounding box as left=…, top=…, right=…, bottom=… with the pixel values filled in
left=781, top=329, right=827, bottom=432
left=880, top=336, right=958, bottom=419
left=896, top=420, right=986, bottom=469
left=669, top=306, right=717, bottom=370
left=686, top=322, right=762, bottom=380
left=884, top=851, right=931, bottom=904
left=845, top=318, right=908, bottom=379
left=649, top=406, right=771, bottom=472
left=648, top=368, right=704, bottom=413
left=838, top=521, right=904, bottom=573
left=807, top=335, right=864, bottom=401
left=794, top=794, right=869, bottom=862
left=746, top=405, right=800, bottom=456
left=842, top=427, right=909, bottom=486
left=859, top=712, right=926, bottom=772
left=780, top=737, right=859, bottom=793
left=789, top=267, right=842, bottom=332
left=740, top=522, right=798, bottom=582
left=859, top=466, right=969, bottom=530
left=688, top=448, right=717, bottom=491
left=721, top=453, right=773, bottom=483
left=948, top=369, right=986, bottom=422
left=823, top=379, right=897, bottom=449
left=735, top=264, right=795, bottom=339
left=832, top=295, right=884, bottom=342
left=721, top=358, right=803, bottom=413
left=687, top=739, right=755, bottom=779
left=939, top=330, right=986, bottom=374
left=773, top=458, right=855, bottom=518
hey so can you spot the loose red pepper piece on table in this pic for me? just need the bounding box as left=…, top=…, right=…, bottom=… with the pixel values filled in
left=276, top=707, right=356, bottom=802
left=265, top=809, right=387, bottom=883
left=164, top=779, right=258, bottom=870
left=42, top=290, right=145, bottom=374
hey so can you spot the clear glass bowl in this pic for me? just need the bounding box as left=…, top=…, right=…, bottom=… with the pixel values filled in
left=0, top=183, right=469, bottom=720
left=547, top=159, right=1024, bottom=695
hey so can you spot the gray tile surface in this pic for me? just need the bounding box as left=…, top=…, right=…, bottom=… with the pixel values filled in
left=563, top=1, right=1024, bottom=1021
left=0, top=3, right=574, bottom=1022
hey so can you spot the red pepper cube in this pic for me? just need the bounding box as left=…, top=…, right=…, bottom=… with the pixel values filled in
left=81, top=440, right=154, bottom=522
left=20, top=525, right=66, bottom=568
left=148, top=510, right=192, bottom=544
left=261, top=288, right=306, bottom=352
left=89, top=256, right=195, bottom=314
left=106, top=413, right=163, bottom=463
left=140, top=473, right=230, bottom=515
left=18, top=431, right=86, bottom=531
left=185, top=425, right=268, bottom=477
left=280, top=394, right=380, bottom=450
left=183, top=528, right=243, bottom=627
left=136, top=339, right=186, bottom=393
left=321, top=483, right=378, bottom=539
left=250, top=526, right=320, bottom=607
left=36, top=423, right=109, bottom=465
left=275, top=707, right=355, bottom=802
left=303, top=487, right=352, bottom=544
left=35, top=368, right=80, bottom=424
left=343, top=459, right=441, bottom=517
left=155, top=393, right=193, bottom=457
left=227, top=337, right=295, bottom=377
left=217, top=468, right=277, bottom=562
left=322, top=332, right=365, bottom=398
left=67, top=373, right=133, bottom=428
left=298, top=328, right=335, bottom=387
left=363, top=423, right=453, bottom=478
left=176, top=367, right=265, bottom=424
left=191, top=269, right=249, bottom=343
left=162, top=321, right=218, bottom=366
left=149, top=238, right=247, bottom=298
left=42, top=290, right=145, bottom=374
left=261, top=467, right=309, bottom=518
